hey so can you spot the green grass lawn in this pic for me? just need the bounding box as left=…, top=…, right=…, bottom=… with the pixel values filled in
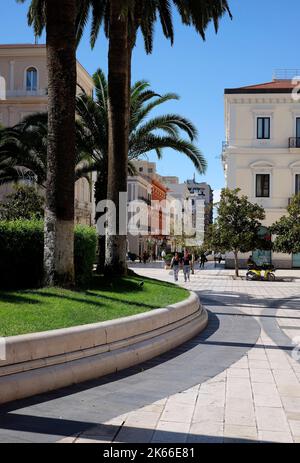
left=0, top=275, right=189, bottom=337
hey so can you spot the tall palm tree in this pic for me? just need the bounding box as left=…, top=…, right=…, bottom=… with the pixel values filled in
left=18, top=0, right=77, bottom=287
left=76, top=69, right=206, bottom=271
left=79, top=0, right=232, bottom=275
left=24, top=1, right=232, bottom=276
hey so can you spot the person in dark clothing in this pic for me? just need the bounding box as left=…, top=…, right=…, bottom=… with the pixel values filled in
left=182, top=250, right=192, bottom=282
left=171, top=252, right=181, bottom=282
left=199, top=252, right=208, bottom=269
left=142, top=251, right=148, bottom=264
left=247, top=255, right=256, bottom=269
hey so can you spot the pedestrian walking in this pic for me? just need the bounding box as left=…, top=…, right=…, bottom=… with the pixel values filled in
left=182, top=250, right=192, bottom=282
left=171, top=252, right=181, bottom=282
left=199, top=252, right=208, bottom=269
left=214, top=253, right=218, bottom=268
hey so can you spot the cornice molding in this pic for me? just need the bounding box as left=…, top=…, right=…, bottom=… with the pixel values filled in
left=226, top=95, right=300, bottom=105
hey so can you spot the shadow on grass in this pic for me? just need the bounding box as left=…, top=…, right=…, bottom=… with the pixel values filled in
left=0, top=291, right=41, bottom=305
left=23, top=289, right=170, bottom=312
left=0, top=275, right=185, bottom=313
left=0, top=275, right=141, bottom=304
left=90, top=273, right=182, bottom=292
left=89, top=274, right=145, bottom=293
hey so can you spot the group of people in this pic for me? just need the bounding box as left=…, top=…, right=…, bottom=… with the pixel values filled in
left=170, top=251, right=208, bottom=282
left=170, top=251, right=192, bottom=282
left=139, top=251, right=156, bottom=264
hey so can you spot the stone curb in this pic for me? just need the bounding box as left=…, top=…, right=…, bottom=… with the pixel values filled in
left=0, top=291, right=207, bottom=405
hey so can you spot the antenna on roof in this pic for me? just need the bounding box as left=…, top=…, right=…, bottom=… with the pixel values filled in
left=273, top=69, right=300, bottom=81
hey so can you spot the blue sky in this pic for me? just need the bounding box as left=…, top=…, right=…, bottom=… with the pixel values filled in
left=1, top=0, right=300, bottom=197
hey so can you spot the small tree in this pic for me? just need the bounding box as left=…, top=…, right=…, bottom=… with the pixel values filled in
left=270, top=193, right=300, bottom=254
left=208, top=189, right=265, bottom=276
left=0, top=185, right=44, bottom=221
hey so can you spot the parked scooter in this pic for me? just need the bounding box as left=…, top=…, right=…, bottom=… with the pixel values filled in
left=246, top=263, right=276, bottom=281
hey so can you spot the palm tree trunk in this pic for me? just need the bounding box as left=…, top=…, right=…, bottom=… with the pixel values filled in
left=105, top=1, right=130, bottom=276
left=44, top=0, right=77, bottom=287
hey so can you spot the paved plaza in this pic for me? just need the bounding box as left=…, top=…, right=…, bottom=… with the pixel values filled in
left=1, top=263, right=300, bottom=443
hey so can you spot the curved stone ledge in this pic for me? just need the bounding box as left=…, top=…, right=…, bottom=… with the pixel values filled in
left=0, top=291, right=208, bottom=405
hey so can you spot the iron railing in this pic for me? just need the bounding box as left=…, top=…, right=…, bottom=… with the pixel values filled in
left=222, top=141, right=229, bottom=151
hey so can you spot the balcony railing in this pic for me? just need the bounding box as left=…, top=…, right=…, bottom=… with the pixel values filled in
left=289, top=138, right=300, bottom=148
left=222, top=141, right=229, bottom=152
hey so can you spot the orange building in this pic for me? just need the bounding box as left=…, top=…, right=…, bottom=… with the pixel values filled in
left=131, top=160, right=170, bottom=257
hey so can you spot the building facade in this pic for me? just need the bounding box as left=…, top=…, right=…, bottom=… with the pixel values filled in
left=149, top=177, right=168, bottom=258
left=185, top=177, right=213, bottom=232
left=130, top=160, right=169, bottom=258
left=0, top=44, right=94, bottom=225
left=127, top=174, right=152, bottom=257
left=128, top=160, right=207, bottom=255
left=222, top=77, right=300, bottom=268
left=162, top=176, right=205, bottom=249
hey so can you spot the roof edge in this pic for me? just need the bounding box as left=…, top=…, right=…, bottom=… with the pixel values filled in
left=225, top=88, right=294, bottom=95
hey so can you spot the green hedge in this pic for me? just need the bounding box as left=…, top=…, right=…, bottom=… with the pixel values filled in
left=74, top=224, right=97, bottom=287
left=0, top=220, right=97, bottom=289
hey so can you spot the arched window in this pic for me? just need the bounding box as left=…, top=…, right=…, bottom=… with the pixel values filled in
left=26, top=67, right=37, bottom=91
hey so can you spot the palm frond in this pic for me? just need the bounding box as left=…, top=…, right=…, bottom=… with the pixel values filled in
left=131, top=92, right=180, bottom=131
left=130, top=134, right=207, bottom=175
left=133, top=114, right=198, bottom=141
left=89, top=0, right=107, bottom=47
left=75, top=0, right=91, bottom=46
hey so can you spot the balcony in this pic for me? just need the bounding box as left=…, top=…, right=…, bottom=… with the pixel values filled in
left=222, top=141, right=229, bottom=152
left=289, top=138, right=300, bottom=149
left=221, top=141, right=229, bottom=165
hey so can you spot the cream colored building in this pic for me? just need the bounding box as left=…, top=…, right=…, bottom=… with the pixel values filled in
left=0, top=44, right=94, bottom=225
left=127, top=174, right=152, bottom=257
left=131, top=159, right=157, bottom=179
left=222, top=76, right=300, bottom=268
